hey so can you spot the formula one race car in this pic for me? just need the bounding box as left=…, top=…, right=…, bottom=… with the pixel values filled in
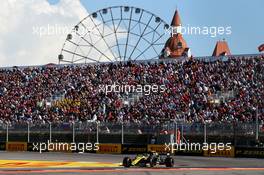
left=122, top=152, right=174, bottom=168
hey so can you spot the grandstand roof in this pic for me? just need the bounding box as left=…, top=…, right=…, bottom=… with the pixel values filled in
left=212, top=40, right=231, bottom=56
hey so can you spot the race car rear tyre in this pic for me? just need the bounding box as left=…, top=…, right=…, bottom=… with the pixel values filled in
left=149, top=157, right=157, bottom=167
left=165, top=157, right=174, bottom=167
left=123, top=157, right=132, bottom=167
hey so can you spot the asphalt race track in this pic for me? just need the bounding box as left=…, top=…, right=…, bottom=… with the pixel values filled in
left=0, top=151, right=264, bottom=175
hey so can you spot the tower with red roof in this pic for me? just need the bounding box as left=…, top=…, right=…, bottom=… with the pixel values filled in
left=212, top=40, right=231, bottom=56
left=161, top=10, right=191, bottom=59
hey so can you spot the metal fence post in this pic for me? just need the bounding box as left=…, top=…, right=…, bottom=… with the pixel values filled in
left=49, top=122, right=52, bottom=142
left=87, top=121, right=90, bottom=143
left=181, top=124, right=184, bottom=143
left=6, top=124, right=8, bottom=142
left=204, top=123, right=207, bottom=143
left=121, top=122, right=124, bottom=144
left=27, top=122, right=30, bottom=143
left=233, top=122, right=236, bottom=147
left=72, top=122, right=75, bottom=143
left=96, top=122, right=99, bottom=143
left=175, top=121, right=178, bottom=143
left=256, top=108, right=259, bottom=142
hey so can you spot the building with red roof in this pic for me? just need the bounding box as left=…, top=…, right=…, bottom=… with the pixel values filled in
left=161, top=10, right=191, bottom=59
left=212, top=40, right=231, bottom=56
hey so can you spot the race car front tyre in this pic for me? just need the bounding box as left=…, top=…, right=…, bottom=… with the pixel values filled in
left=165, top=157, right=174, bottom=167
left=149, top=157, right=157, bottom=167
left=123, top=157, right=132, bottom=167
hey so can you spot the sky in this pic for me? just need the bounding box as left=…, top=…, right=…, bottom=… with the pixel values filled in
left=0, top=0, right=263, bottom=66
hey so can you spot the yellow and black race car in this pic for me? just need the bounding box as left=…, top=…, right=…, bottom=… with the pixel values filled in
left=122, top=152, right=174, bottom=168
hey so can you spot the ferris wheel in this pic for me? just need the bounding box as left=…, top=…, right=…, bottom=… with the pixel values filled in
left=58, top=6, right=170, bottom=64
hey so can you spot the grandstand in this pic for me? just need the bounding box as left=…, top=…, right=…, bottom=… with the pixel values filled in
left=1, top=6, right=264, bottom=127
left=0, top=54, right=264, bottom=126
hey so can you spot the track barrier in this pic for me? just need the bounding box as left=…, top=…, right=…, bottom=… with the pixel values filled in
left=175, top=149, right=204, bottom=156
left=0, top=142, right=263, bottom=158
left=0, top=142, right=5, bottom=151
left=6, top=142, right=27, bottom=151
left=203, top=146, right=235, bottom=157
left=96, top=144, right=121, bottom=154
left=235, top=147, right=264, bottom=158
left=121, top=144, right=147, bottom=154
left=147, top=144, right=169, bottom=153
